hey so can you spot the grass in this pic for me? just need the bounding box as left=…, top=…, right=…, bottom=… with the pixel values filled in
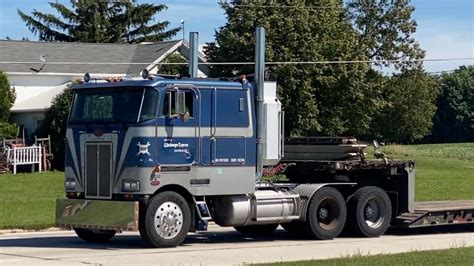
left=0, top=171, right=64, bottom=230
left=254, top=246, right=474, bottom=266
left=381, top=143, right=474, bottom=201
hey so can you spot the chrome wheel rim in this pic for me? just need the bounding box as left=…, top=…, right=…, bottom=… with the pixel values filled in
left=154, top=201, right=184, bottom=239
left=364, top=197, right=384, bottom=228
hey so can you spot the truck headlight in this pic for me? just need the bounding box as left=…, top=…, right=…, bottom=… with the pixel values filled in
left=65, top=179, right=77, bottom=190
left=122, top=180, right=140, bottom=192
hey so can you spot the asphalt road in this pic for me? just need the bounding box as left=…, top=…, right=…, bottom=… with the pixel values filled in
left=0, top=225, right=473, bottom=265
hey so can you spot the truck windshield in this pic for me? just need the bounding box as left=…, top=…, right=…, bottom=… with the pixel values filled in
left=69, top=88, right=158, bottom=125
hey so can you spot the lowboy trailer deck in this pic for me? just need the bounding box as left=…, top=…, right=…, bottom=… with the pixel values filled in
left=55, top=27, right=474, bottom=248
left=395, top=201, right=474, bottom=228
left=283, top=138, right=474, bottom=229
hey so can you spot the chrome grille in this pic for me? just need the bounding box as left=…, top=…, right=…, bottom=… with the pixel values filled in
left=85, top=143, right=112, bottom=199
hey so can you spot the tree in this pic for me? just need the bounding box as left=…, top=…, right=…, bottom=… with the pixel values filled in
left=429, top=66, right=474, bottom=142
left=0, top=71, right=17, bottom=140
left=36, top=87, right=73, bottom=170
left=0, top=71, right=16, bottom=122
left=207, top=0, right=435, bottom=141
left=158, top=53, right=188, bottom=76
left=347, top=0, right=425, bottom=70
left=370, top=69, right=438, bottom=143
left=0, top=122, right=17, bottom=140
left=18, top=0, right=180, bottom=43
left=206, top=0, right=371, bottom=136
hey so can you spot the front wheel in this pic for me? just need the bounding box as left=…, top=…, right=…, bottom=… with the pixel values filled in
left=73, top=228, right=116, bottom=243
left=305, top=187, right=347, bottom=240
left=139, top=191, right=191, bottom=248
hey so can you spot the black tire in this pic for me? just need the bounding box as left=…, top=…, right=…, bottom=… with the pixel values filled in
left=73, top=228, right=116, bottom=243
left=139, top=191, right=191, bottom=248
left=234, top=224, right=279, bottom=236
left=281, top=221, right=306, bottom=235
left=305, top=187, right=347, bottom=240
left=345, top=186, right=392, bottom=237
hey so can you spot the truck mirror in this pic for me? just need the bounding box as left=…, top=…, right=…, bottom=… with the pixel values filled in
left=373, top=140, right=380, bottom=149
left=176, top=91, right=187, bottom=120
left=167, top=92, right=173, bottom=117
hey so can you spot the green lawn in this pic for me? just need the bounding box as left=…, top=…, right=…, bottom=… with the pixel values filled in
left=0, top=171, right=64, bottom=230
left=382, top=143, right=474, bottom=201
left=0, top=143, right=472, bottom=229
left=255, top=246, right=474, bottom=266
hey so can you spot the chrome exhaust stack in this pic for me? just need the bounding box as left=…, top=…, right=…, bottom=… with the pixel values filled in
left=189, top=32, right=199, bottom=78
left=255, top=26, right=265, bottom=179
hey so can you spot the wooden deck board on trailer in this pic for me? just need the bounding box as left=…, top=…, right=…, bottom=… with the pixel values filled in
left=414, top=200, right=474, bottom=212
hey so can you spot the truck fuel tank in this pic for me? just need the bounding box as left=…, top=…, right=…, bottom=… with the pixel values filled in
left=209, top=190, right=300, bottom=227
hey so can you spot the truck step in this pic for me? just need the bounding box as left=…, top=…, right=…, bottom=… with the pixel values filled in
left=195, top=201, right=212, bottom=221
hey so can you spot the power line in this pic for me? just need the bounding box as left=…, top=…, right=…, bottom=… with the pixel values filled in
left=231, top=4, right=471, bottom=10
left=1, top=57, right=472, bottom=66
left=160, top=2, right=474, bottom=10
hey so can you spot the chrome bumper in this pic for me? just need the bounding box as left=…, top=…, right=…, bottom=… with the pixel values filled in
left=55, top=199, right=139, bottom=231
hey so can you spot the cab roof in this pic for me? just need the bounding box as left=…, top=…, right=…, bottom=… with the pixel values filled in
left=73, top=77, right=246, bottom=90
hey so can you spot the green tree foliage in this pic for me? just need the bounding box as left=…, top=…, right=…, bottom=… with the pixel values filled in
left=18, top=0, right=180, bottom=43
left=429, top=66, right=474, bottom=142
left=371, top=70, right=438, bottom=143
left=206, top=0, right=432, bottom=141
left=158, top=53, right=188, bottom=76
left=206, top=0, right=370, bottom=136
left=0, top=123, right=17, bottom=140
left=0, top=71, right=16, bottom=122
left=0, top=71, right=17, bottom=139
left=347, top=0, right=425, bottom=70
left=36, top=87, right=74, bottom=170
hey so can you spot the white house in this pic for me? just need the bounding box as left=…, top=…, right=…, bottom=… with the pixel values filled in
left=0, top=39, right=208, bottom=138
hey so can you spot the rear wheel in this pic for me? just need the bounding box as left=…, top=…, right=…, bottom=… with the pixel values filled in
left=139, top=191, right=191, bottom=248
left=345, top=186, right=392, bottom=237
left=234, top=224, right=279, bottom=236
left=305, top=187, right=347, bottom=240
left=73, top=228, right=116, bottom=243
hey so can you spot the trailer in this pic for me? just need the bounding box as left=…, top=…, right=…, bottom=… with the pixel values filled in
left=55, top=27, right=474, bottom=248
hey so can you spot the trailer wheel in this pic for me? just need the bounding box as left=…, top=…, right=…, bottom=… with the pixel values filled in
left=346, top=186, right=392, bottom=237
left=139, top=191, right=191, bottom=248
left=234, top=224, right=279, bottom=236
left=306, top=187, right=347, bottom=240
left=73, top=228, right=116, bottom=243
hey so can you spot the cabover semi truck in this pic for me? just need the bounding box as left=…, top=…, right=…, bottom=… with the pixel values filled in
left=56, top=27, right=474, bottom=248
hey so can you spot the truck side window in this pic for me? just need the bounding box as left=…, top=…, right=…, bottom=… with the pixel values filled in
left=162, top=91, right=194, bottom=117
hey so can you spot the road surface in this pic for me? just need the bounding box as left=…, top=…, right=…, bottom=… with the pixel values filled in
left=0, top=225, right=473, bottom=265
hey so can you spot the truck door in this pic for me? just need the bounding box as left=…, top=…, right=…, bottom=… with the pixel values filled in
left=201, top=88, right=249, bottom=166
left=159, top=87, right=199, bottom=166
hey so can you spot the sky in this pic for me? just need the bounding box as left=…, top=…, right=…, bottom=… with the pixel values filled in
left=0, top=0, right=472, bottom=72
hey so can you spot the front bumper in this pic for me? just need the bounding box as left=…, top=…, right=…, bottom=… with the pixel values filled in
left=55, top=199, right=139, bottom=231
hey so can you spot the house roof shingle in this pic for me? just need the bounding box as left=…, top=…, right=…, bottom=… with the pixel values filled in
left=0, top=40, right=182, bottom=75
